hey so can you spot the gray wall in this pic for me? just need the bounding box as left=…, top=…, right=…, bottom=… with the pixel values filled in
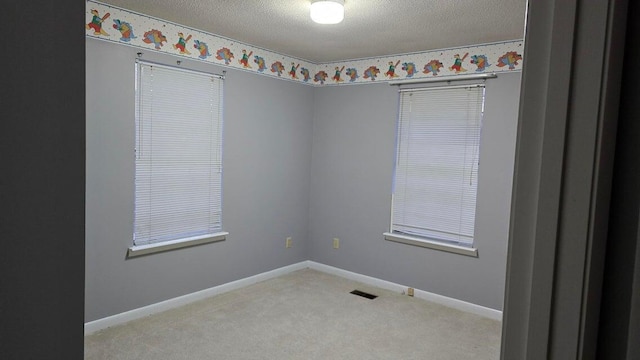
left=86, top=37, right=521, bottom=320
left=308, top=73, right=522, bottom=310
left=86, top=39, right=314, bottom=321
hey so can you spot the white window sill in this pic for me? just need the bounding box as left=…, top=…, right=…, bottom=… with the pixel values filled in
left=127, top=232, right=228, bottom=258
left=383, top=232, right=478, bottom=257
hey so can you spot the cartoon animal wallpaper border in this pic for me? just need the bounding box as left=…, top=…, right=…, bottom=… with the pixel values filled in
left=86, top=1, right=524, bottom=86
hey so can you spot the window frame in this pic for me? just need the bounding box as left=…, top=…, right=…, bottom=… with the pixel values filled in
left=384, top=82, right=486, bottom=257
left=128, top=59, right=227, bottom=258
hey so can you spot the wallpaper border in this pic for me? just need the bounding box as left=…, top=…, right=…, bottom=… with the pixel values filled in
left=86, top=0, right=524, bottom=86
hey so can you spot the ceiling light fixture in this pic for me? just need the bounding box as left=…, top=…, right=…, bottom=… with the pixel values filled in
left=310, top=0, right=345, bottom=25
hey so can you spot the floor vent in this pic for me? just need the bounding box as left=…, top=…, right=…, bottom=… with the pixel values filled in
left=350, top=290, right=378, bottom=299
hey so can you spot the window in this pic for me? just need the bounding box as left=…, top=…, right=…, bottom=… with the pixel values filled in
left=132, top=60, right=225, bottom=253
left=386, top=84, right=484, bottom=253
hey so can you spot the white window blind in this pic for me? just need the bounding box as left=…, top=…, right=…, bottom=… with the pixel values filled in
left=134, top=61, right=224, bottom=246
left=391, top=85, right=484, bottom=247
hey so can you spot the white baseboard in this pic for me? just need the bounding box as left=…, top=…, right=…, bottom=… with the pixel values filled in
left=85, top=260, right=501, bottom=335
left=307, top=261, right=503, bottom=321
left=84, top=261, right=308, bottom=335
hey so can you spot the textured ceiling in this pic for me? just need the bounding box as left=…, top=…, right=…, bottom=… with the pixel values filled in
left=99, top=0, right=527, bottom=63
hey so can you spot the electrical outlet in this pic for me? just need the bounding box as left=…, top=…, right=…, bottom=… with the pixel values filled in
left=286, top=237, right=292, bottom=248
left=333, top=238, right=340, bottom=249
left=407, top=287, right=414, bottom=297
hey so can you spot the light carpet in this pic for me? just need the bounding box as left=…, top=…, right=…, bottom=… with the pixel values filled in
left=85, top=269, right=501, bottom=359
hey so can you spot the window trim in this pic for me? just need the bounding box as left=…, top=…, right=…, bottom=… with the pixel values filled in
left=131, top=59, right=226, bottom=254
left=386, top=80, right=488, bottom=256
left=127, top=232, right=228, bottom=258
left=384, top=232, right=478, bottom=257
